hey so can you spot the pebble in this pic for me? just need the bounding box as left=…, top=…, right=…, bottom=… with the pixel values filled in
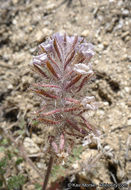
left=12, top=0, right=18, bottom=4
left=35, top=28, right=52, bottom=43
left=97, top=109, right=104, bottom=116
left=32, top=134, right=43, bottom=145
left=103, top=41, right=109, bottom=48
left=22, top=76, right=33, bottom=85
left=104, top=102, right=109, bottom=106
left=23, top=137, right=40, bottom=154
left=104, top=145, right=112, bottom=152
left=124, top=87, right=130, bottom=93
left=35, top=31, right=44, bottom=43
left=42, top=28, right=52, bottom=36
left=127, top=119, right=131, bottom=126
left=36, top=162, right=46, bottom=169
left=25, top=185, right=35, bottom=190
left=98, top=44, right=104, bottom=51
left=122, top=9, right=129, bottom=16
left=43, top=20, right=50, bottom=26
left=7, top=84, right=13, bottom=90
left=45, top=3, right=56, bottom=11
left=81, top=30, right=89, bottom=37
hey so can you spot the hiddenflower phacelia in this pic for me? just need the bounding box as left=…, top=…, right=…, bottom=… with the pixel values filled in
left=30, top=33, right=98, bottom=155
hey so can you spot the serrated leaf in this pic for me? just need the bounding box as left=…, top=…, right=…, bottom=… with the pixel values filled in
left=52, top=165, right=64, bottom=177
left=32, top=120, right=39, bottom=126
left=15, top=157, right=24, bottom=165
left=19, top=118, right=26, bottom=129
left=73, top=146, right=83, bottom=157
left=1, top=138, right=8, bottom=145
left=0, top=146, right=5, bottom=152
left=17, top=130, right=24, bottom=135
left=7, top=175, right=25, bottom=190
left=35, top=183, right=42, bottom=190
left=0, top=158, right=7, bottom=168
left=7, top=152, right=13, bottom=160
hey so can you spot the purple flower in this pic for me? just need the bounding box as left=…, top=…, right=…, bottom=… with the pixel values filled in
left=30, top=33, right=98, bottom=154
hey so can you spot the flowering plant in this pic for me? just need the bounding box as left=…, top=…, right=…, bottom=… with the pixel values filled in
left=30, top=33, right=98, bottom=189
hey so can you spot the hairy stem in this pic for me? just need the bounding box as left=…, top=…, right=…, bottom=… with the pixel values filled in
left=42, top=155, right=54, bottom=190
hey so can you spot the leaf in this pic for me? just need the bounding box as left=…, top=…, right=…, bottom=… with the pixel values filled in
left=7, top=175, right=26, bottom=190
left=40, top=45, right=60, bottom=68
left=33, top=64, right=48, bottom=78
left=15, top=157, right=24, bottom=165
left=0, top=146, right=5, bottom=152
left=65, top=74, right=82, bottom=89
left=35, top=183, right=42, bottom=190
left=39, top=107, right=80, bottom=117
left=73, top=146, right=83, bottom=158
left=7, top=151, right=12, bottom=160
left=38, top=117, right=61, bottom=125
left=68, top=145, right=83, bottom=164
left=54, top=38, right=62, bottom=62
left=32, top=83, right=60, bottom=89
left=32, top=120, right=39, bottom=126
left=18, top=118, right=26, bottom=129
left=1, top=138, right=8, bottom=145
left=0, top=158, right=7, bottom=175
left=46, top=61, right=59, bottom=79
left=31, top=89, right=58, bottom=99
left=76, top=76, right=88, bottom=92
left=52, top=165, right=65, bottom=180
left=66, top=119, right=87, bottom=135
left=17, top=130, right=25, bottom=135
left=0, top=158, right=7, bottom=168
left=64, top=50, right=75, bottom=70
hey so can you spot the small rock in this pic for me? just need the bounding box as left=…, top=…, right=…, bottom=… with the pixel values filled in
left=81, top=30, right=89, bottom=37
left=24, top=137, right=40, bottom=154
left=97, top=109, right=104, bottom=116
left=103, top=102, right=109, bottom=106
left=42, top=28, right=52, bottom=36
left=127, top=119, right=131, bottom=126
left=35, top=29, right=52, bottom=43
left=35, top=31, right=44, bottom=43
left=25, top=185, right=35, bottom=190
left=36, top=162, right=46, bottom=169
left=121, top=31, right=130, bottom=39
left=116, top=19, right=123, bottom=29
left=22, top=76, right=33, bottom=85
left=46, top=3, right=56, bottom=11
left=43, top=20, right=50, bottom=26
left=98, top=44, right=104, bottom=51
left=7, top=84, right=13, bottom=90
left=122, top=9, right=129, bottom=16
left=121, top=54, right=128, bottom=61
left=124, top=87, right=130, bottom=93
left=12, top=0, right=18, bottom=4
left=103, top=41, right=109, bottom=48
left=32, top=134, right=43, bottom=145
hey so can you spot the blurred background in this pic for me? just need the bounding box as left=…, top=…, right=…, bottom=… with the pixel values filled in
left=0, top=0, right=131, bottom=189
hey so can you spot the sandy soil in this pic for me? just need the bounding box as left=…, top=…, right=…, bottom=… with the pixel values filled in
left=0, top=0, right=131, bottom=189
